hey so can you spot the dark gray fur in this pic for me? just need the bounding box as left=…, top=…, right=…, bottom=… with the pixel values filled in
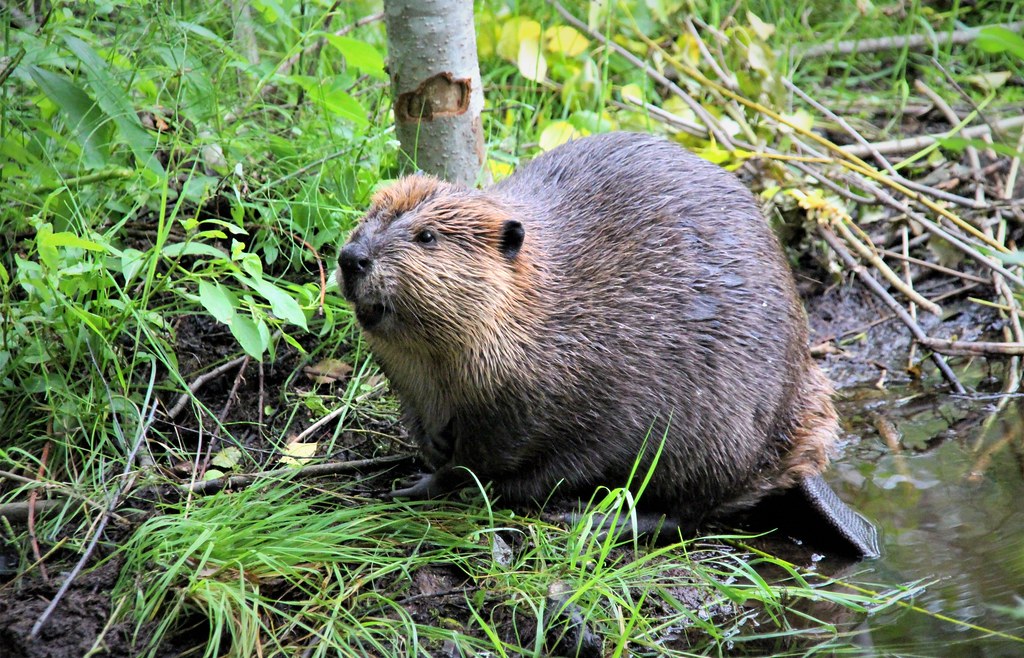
left=340, top=132, right=878, bottom=558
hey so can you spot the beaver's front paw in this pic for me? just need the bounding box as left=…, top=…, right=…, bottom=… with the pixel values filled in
left=387, top=472, right=448, bottom=500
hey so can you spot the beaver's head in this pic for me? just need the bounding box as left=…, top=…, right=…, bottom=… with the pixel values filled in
left=338, top=175, right=536, bottom=354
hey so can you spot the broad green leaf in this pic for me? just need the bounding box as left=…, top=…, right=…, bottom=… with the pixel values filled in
left=938, top=137, right=1023, bottom=159
left=230, top=314, right=266, bottom=358
left=161, top=242, right=227, bottom=260
left=120, top=248, right=147, bottom=284
left=62, top=35, right=164, bottom=175
left=176, top=20, right=224, bottom=44
left=40, top=231, right=107, bottom=251
left=198, top=281, right=237, bottom=324
left=307, top=86, right=369, bottom=126
left=27, top=66, right=110, bottom=168
left=974, top=26, right=1024, bottom=60
left=211, top=446, right=242, bottom=469
left=323, top=35, right=386, bottom=80
left=517, top=38, right=547, bottom=82
left=247, top=276, right=308, bottom=330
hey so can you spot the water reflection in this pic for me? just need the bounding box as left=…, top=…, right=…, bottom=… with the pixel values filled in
left=828, top=389, right=1024, bottom=656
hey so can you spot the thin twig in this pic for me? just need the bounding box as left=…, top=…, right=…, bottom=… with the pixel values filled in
left=916, top=337, right=1024, bottom=356
left=182, top=454, right=410, bottom=496
left=0, top=499, right=63, bottom=523
left=783, top=77, right=898, bottom=176
left=830, top=217, right=942, bottom=315
left=218, top=355, right=250, bottom=422
left=794, top=21, right=1024, bottom=59
left=840, top=114, right=1024, bottom=157
left=879, top=248, right=989, bottom=284
left=168, top=356, right=249, bottom=419
left=819, top=226, right=965, bottom=393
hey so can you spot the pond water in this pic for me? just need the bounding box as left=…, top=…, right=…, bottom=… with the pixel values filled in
left=827, top=386, right=1024, bottom=656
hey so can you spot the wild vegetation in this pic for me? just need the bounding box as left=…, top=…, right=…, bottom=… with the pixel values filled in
left=1, top=0, right=1023, bottom=656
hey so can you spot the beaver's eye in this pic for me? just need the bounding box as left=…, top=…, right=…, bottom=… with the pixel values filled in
left=415, top=229, right=437, bottom=245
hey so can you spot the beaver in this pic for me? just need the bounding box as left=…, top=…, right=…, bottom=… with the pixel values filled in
left=338, top=131, right=878, bottom=558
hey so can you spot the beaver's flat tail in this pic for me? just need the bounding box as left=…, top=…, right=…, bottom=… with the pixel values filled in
left=798, top=474, right=880, bottom=559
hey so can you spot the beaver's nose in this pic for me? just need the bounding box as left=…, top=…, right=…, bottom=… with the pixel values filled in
left=339, top=242, right=372, bottom=280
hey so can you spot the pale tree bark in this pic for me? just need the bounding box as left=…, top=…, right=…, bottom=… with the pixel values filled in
left=383, top=0, right=486, bottom=186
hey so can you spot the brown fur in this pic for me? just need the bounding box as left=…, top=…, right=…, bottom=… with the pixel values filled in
left=339, top=132, right=835, bottom=527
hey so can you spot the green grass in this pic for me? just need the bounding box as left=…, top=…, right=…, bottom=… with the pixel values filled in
left=2, top=0, right=1023, bottom=655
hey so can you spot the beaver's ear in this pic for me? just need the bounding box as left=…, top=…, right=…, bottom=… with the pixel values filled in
left=499, top=220, right=524, bottom=259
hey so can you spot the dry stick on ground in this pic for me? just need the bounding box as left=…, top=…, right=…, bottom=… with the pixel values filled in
left=819, top=226, right=966, bottom=393
left=831, top=168, right=1024, bottom=288
left=783, top=77, right=900, bottom=177
left=879, top=249, right=990, bottom=284
left=829, top=216, right=942, bottom=315
left=915, top=337, right=1024, bottom=357
left=168, top=355, right=249, bottom=419
left=842, top=115, right=1024, bottom=157
left=181, top=454, right=410, bottom=496
left=650, top=19, right=1013, bottom=258
left=795, top=21, right=1024, bottom=59
left=628, top=12, right=1015, bottom=264
left=218, top=355, right=250, bottom=423
left=0, top=471, right=131, bottom=523
left=783, top=78, right=1004, bottom=213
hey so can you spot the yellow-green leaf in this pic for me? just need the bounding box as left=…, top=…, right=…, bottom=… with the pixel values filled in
left=966, top=71, right=1011, bottom=92
left=746, top=11, right=775, bottom=40
left=280, top=439, right=318, bottom=467
left=40, top=231, right=107, bottom=252
left=544, top=25, right=589, bottom=57
left=539, top=121, right=582, bottom=151
left=497, top=18, right=541, bottom=62
left=620, top=83, right=644, bottom=105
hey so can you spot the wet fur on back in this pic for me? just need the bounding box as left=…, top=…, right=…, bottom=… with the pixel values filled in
left=340, top=132, right=834, bottom=527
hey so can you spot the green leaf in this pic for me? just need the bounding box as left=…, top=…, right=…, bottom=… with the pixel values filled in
left=938, top=137, right=1023, bottom=159
left=62, top=35, right=164, bottom=175
left=322, top=35, right=386, bottom=80
left=250, top=277, right=308, bottom=330
left=211, top=446, right=242, bottom=469
left=973, top=26, right=1024, bottom=61
left=162, top=242, right=228, bottom=260
left=40, top=231, right=107, bottom=252
left=230, top=314, right=266, bottom=358
left=309, top=87, right=368, bottom=126
left=27, top=66, right=110, bottom=169
left=198, top=281, right=237, bottom=324
left=176, top=20, right=225, bottom=44
left=120, top=248, right=147, bottom=284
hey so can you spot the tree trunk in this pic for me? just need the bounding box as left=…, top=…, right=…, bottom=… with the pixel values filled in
left=383, top=0, right=486, bottom=186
